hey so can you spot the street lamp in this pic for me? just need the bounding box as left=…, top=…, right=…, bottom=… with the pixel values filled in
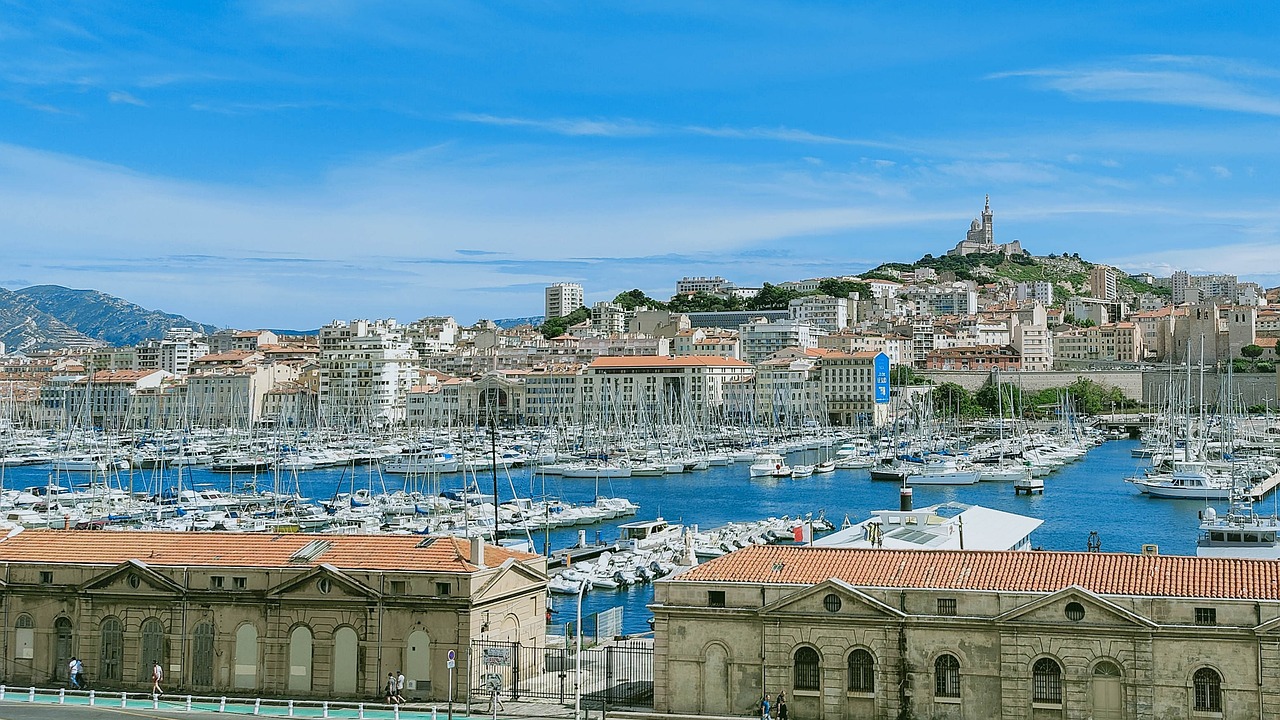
left=574, top=577, right=588, bottom=720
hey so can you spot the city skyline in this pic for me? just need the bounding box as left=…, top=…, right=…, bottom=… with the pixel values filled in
left=2, top=2, right=1279, bottom=328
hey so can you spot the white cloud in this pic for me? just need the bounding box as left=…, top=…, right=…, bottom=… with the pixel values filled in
left=991, top=56, right=1280, bottom=116
left=1210, top=165, right=1232, bottom=179
left=107, top=90, right=146, bottom=106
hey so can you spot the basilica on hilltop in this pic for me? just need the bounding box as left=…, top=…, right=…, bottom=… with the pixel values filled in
left=946, top=195, right=1023, bottom=256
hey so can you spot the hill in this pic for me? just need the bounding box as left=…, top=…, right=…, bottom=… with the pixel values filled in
left=0, top=285, right=219, bottom=350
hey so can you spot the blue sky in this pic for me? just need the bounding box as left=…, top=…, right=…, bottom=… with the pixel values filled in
left=1, top=2, right=1279, bottom=328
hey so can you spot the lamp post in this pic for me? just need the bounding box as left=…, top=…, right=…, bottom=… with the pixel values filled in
left=574, top=577, right=587, bottom=720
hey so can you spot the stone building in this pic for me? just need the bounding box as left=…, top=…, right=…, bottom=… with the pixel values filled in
left=652, top=544, right=1280, bottom=719
left=946, top=196, right=1022, bottom=257
left=0, top=530, right=546, bottom=701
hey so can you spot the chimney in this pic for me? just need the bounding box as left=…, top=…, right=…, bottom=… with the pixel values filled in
left=899, top=487, right=913, bottom=512
left=470, top=535, right=486, bottom=569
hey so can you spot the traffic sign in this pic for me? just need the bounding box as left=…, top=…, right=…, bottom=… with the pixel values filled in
left=447, top=649, right=456, bottom=661
left=447, top=660, right=455, bottom=669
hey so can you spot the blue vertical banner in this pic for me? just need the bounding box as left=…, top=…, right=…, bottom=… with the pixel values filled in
left=874, top=353, right=891, bottom=404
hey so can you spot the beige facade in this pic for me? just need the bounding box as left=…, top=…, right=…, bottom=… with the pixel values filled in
left=0, top=530, right=546, bottom=701
left=653, top=545, right=1280, bottom=719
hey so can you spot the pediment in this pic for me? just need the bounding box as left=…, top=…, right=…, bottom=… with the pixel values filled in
left=474, top=559, right=547, bottom=602
left=996, top=585, right=1157, bottom=629
left=81, top=559, right=184, bottom=595
left=761, top=578, right=905, bottom=619
left=1253, top=615, right=1280, bottom=634
left=267, top=563, right=381, bottom=600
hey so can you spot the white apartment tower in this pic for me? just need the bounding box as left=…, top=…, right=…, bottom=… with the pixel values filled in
left=545, top=282, right=585, bottom=319
left=318, top=319, right=420, bottom=427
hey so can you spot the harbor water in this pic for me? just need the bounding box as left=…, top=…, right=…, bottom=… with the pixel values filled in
left=0, top=438, right=1237, bottom=635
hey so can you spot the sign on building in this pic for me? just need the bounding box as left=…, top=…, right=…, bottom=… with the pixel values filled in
left=874, top=353, right=891, bottom=404
left=482, top=646, right=512, bottom=667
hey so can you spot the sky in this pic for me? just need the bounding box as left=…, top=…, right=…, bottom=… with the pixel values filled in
left=1, top=1, right=1279, bottom=329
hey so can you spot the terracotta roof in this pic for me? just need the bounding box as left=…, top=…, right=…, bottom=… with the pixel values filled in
left=673, top=545, right=1280, bottom=600
left=86, top=370, right=164, bottom=384
left=0, top=530, right=538, bottom=574
left=588, top=355, right=751, bottom=369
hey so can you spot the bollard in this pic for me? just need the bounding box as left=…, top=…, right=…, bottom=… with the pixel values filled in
left=0, top=683, right=5, bottom=700
left=121, top=691, right=128, bottom=708
left=59, top=688, right=66, bottom=704
left=394, top=705, right=400, bottom=720
left=89, top=690, right=95, bottom=706
left=27, top=687, right=35, bottom=702
left=186, top=695, right=193, bottom=712
left=153, top=693, right=159, bottom=709
left=220, top=696, right=227, bottom=712
left=322, top=701, right=329, bottom=718
left=253, top=698, right=261, bottom=715
left=288, top=699, right=294, bottom=716
left=432, top=706, right=438, bottom=720
left=358, top=702, right=365, bottom=719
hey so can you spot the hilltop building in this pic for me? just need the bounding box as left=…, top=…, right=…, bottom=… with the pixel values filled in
left=544, top=282, right=584, bottom=319
left=946, top=196, right=1022, bottom=257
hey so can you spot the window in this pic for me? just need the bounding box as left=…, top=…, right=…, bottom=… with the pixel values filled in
left=793, top=647, right=820, bottom=691
left=823, top=594, right=842, bottom=613
left=210, top=575, right=225, bottom=589
left=436, top=582, right=452, bottom=597
left=390, top=580, right=408, bottom=596
left=1195, top=607, right=1217, bottom=626
left=937, top=598, right=957, bottom=616
left=128, top=574, right=141, bottom=589
left=100, top=617, right=123, bottom=682
left=317, top=578, right=331, bottom=594
left=1064, top=601, right=1085, bottom=622
left=40, top=571, right=53, bottom=584
left=847, top=649, right=875, bottom=693
left=1032, top=658, right=1062, bottom=704
left=1194, top=667, right=1222, bottom=712
left=935, top=654, right=960, bottom=699
left=707, top=590, right=726, bottom=608
left=233, top=576, right=247, bottom=590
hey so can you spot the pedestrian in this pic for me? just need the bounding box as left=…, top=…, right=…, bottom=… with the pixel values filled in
left=385, top=672, right=400, bottom=704
left=760, top=693, right=771, bottom=720
left=151, top=660, right=164, bottom=695
left=74, top=657, right=86, bottom=689
left=68, top=657, right=81, bottom=689
left=776, top=691, right=789, bottom=720
left=396, top=669, right=406, bottom=703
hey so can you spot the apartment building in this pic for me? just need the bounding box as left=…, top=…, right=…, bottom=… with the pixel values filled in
left=544, top=282, right=584, bottom=319
left=740, top=319, right=825, bottom=365
left=318, top=319, right=420, bottom=427
left=581, top=355, right=753, bottom=423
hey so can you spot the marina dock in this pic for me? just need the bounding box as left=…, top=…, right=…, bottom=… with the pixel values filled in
left=1248, top=471, right=1280, bottom=501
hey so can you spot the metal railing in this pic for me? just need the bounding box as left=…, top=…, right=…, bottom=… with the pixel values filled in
left=469, top=639, right=653, bottom=709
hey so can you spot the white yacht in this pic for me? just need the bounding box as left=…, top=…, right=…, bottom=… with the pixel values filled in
left=749, top=453, right=789, bottom=478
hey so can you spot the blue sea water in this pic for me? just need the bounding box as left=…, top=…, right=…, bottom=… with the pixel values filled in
left=0, top=439, right=1238, bottom=635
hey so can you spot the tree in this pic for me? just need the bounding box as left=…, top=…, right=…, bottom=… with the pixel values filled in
left=1242, top=344, right=1265, bottom=359
left=747, top=283, right=804, bottom=310
left=538, top=306, right=590, bottom=340
left=890, top=365, right=929, bottom=386
left=817, top=278, right=872, bottom=299
left=928, top=382, right=982, bottom=419
left=613, top=289, right=665, bottom=310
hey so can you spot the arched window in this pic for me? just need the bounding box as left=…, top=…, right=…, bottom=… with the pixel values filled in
left=793, top=647, right=820, bottom=691
left=935, top=654, right=960, bottom=699
left=139, top=618, right=166, bottom=682
left=1033, top=658, right=1063, bottom=704
left=14, top=614, right=34, bottom=661
left=1194, top=667, right=1222, bottom=713
left=847, top=649, right=874, bottom=693
left=100, top=617, right=123, bottom=682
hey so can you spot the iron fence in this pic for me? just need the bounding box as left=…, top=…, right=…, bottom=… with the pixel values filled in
left=469, top=638, right=652, bottom=709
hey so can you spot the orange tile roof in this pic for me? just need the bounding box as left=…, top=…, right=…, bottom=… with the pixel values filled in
left=588, top=355, right=751, bottom=369
left=0, top=530, right=538, bottom=574
left=673, top=545, right=1280, bottom=599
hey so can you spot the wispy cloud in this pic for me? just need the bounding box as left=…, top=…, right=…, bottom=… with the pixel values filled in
left=453, top=112, right=899, bottom=148
left=991, top=55, right=1280, bottom=116
left=107, top=90, right=145, bottom=106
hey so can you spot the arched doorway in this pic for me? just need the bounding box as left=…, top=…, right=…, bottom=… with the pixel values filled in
left=139, top=618, right=166, bottom=683
left=54, top=618, right=73, bottom=682
left=332, top=627, right=358, bottom=695
left=287, top=626, right=313, bottom=692
left=100, top=617, right=123, bottom=683
left=191, top=623, right=215, bottom=688
left=1091, top=661, right=1123, bottom=719
left=702, top=644, right=729, bottom=715
left=233, top=624, right=258, bottom=690
left=404, top=630, right=431, bottom=696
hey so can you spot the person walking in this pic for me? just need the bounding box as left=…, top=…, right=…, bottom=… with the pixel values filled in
left=760, top=693, right=771, bottom=720
left=151, top=661, right=164, bottom=695
left=385, top=673, right=400, bottom=704
left=395, top=670, right=406, bottom=703
left=776, top=691, right=789, bottom=720
left=68, top=657, right=81, bottom=689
